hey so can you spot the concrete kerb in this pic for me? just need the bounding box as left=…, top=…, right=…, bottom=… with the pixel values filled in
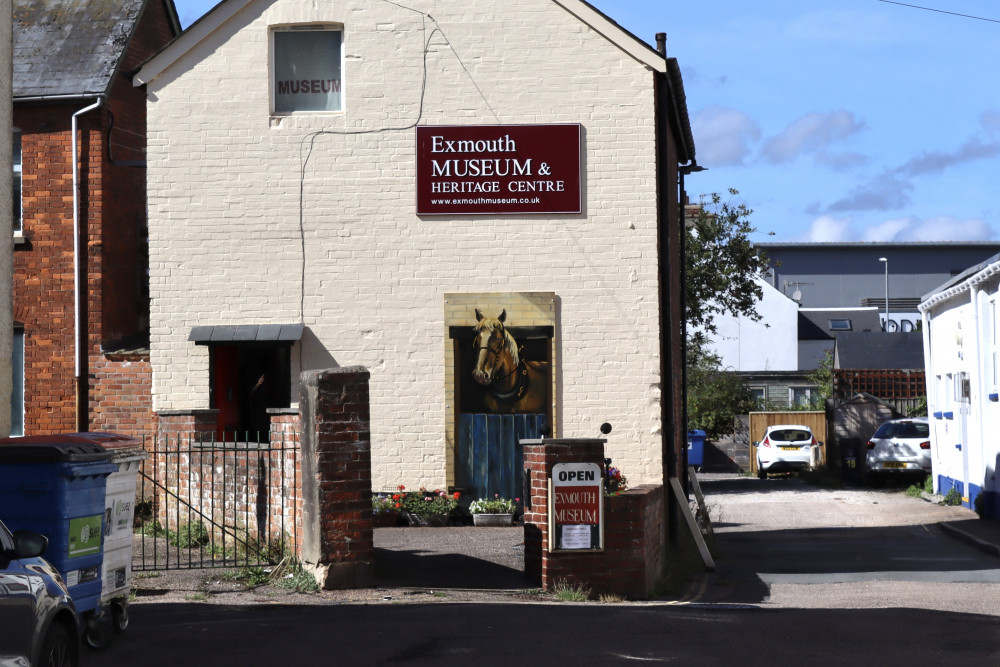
left=938, top=522, right=1000, bottom=558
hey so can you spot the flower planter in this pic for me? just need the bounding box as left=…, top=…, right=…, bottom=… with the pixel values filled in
left=472, top=513, right=514, bottom=527
left=373, top=511, right=401, bottom=528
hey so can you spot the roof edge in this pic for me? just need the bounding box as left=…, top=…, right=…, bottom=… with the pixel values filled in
left=138, top=0, right=671, bottom=87
left=135, top=0, right=254, bottom=86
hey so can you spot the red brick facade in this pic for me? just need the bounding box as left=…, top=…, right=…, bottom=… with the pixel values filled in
left=13, top=0, right=177, bottom=435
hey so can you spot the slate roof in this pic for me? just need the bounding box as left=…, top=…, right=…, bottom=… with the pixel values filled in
left=798, top=308, right=882, bottom=340
left=834, top=332, right=924, bottom=370
left=14, top=0, right=147, bottom=98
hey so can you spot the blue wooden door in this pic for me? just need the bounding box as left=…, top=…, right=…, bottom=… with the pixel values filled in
left=457, top=413, right=546, bottom=501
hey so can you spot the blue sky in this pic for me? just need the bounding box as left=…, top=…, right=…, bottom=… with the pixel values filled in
left=171, top=0, right=1000, bottom=243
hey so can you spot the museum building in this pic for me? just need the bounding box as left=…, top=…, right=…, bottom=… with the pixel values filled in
left=135, top=0, right=696, bottom=494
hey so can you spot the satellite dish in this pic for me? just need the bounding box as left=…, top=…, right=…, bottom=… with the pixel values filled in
left=792, top=289, right=802, bottom=302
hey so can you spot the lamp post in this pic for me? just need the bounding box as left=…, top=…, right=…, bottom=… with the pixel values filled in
left=879, top=257, right=889, bottom=332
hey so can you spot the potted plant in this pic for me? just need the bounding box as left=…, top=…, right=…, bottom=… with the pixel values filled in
left=469, top=494, right=519, bottom=526
left=371, top=492, right=402, bottom=527
left=399, top=487, right=461, bottom=526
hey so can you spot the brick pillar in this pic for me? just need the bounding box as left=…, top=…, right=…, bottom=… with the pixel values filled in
left=522, top=438, right=605, bottom=590
left=523, top=438, right=666, bottom=599
left=299, top=367, right=374, bottom=589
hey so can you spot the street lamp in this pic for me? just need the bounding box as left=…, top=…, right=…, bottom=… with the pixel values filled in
left=878, top=257, right=889, bottom=332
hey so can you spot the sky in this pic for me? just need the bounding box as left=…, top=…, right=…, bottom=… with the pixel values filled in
left=170, top=0, right=1000, bottom=243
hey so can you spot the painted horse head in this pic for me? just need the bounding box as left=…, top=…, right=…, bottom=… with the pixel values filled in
left=472, top=308, right=519, bottom=387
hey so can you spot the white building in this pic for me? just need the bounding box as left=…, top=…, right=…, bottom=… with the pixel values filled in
left=920, top=255, right=1000, bottom=519
left=134, top=0, right=695, bottom=493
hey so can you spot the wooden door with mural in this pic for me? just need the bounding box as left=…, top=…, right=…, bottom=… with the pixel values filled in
left=452, top=310, right=552, bottom=500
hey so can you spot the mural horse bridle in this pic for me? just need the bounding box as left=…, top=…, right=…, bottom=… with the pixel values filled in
left=471, top=308, right=546, bottom=414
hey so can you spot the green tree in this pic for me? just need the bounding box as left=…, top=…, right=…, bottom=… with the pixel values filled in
left=805, top=349, right=834, bottom=407
left=686, top=337, right=758, bottom=439
left=685, top=189, right=771, bottom=337
left=684, top=189, right=771, bottom=437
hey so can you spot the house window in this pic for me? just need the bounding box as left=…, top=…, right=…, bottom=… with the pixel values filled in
left=10, top=328, right=23, bottom=437
left=13, top=129, right=21, bottom=234
left=750, top=386, right=766, bottom=406
left=789, top=386, right=813, bottom=407
left=828, top=319, right=851, bottom=331
left=272, top=27, right=343, bottom=114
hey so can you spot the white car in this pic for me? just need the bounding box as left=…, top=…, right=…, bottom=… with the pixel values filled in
left=866, top=418, right=931, bottom=477
left=756, top=425, right=819, bottom=479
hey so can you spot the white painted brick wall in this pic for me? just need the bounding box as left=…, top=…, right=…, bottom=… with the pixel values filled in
left=146, top=0, right=669, bottom=487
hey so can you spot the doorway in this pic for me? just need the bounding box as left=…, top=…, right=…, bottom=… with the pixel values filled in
left=211, top=344, right=291, bottom=441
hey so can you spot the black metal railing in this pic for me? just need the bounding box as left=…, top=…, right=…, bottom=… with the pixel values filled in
left=133, top=431, right=300, bottom=571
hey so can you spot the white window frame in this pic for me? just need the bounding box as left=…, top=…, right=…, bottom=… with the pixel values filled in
left=270, top=25, right=345, bottom=115
left=13, top=128, right=21, bottom=235
left=789, top=386, right=813, bottom=407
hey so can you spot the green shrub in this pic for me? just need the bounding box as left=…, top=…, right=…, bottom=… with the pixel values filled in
left=172, top=521, right=211, bottom=548
left=942, top=488, right=963, bottom=506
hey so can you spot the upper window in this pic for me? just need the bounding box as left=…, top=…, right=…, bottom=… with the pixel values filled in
left=828, top=319, right=851, bottom=331
left=13, top=129, right=21, bottom=234
left=272, top=27, right=343, bottom=114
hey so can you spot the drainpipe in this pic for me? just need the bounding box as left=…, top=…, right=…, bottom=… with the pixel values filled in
left=72, top=97, right=103, bottom=432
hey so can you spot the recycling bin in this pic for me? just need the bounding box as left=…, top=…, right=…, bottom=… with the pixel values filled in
left=687, top=429, right=707, bottom=470
left=0, top=435, right=117, bottom=639
left=67, top=433, right=146, bottom=636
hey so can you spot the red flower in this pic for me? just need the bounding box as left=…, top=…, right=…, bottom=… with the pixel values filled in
left=453, top=492, right=461, bottom=499
left=394, top=502, right=400, bottom=508
left=398, top=485, right=406, bottom=491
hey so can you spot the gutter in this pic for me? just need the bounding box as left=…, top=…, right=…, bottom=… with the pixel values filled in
left=919, top=262, right=1000, bottom=313
left=72, top=97, right=104, bottom=432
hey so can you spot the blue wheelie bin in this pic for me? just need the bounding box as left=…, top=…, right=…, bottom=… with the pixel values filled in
left=0, top=435, right=117, bottom=648
left=687, top=429, right=707, bottom=471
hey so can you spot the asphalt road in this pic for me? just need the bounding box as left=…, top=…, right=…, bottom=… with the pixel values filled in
left=689, top=474, right=1000, bottom=616
left=81, top=473, right=1000, bottom=664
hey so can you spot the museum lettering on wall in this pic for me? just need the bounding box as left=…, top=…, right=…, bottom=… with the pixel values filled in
left=415, top=124, right=582, bottom=215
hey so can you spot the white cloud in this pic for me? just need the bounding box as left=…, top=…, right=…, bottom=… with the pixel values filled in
left=761, top=110, right=865, bottom=164
left=799, top=215, right=852, bottom=242
left=851, top=216, right=996, bottom=242
left=860, top=217, right=913, bottom=242
left=691, top=106, right=760, bottom=167
left=908, top=216, right=995, bottom=242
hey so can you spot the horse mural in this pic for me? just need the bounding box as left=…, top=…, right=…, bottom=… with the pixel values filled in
left=471, top=308, right=548, bottom=415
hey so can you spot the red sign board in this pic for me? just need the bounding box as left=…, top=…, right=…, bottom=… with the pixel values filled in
left=415, top=124, right=582, bottom=215
left=550, top=462, right=603, bottom=551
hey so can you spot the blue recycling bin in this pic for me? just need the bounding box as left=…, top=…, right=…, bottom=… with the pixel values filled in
left=0, top=436, right=116, bottom=620
left=687, top=429, right=707, bottom=469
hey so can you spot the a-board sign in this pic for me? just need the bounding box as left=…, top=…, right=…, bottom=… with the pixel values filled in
left=549, top=462, right=603, bottom=551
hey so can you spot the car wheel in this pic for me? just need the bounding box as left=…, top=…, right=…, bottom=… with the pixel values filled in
left=40, top=622, right=77, bottom=667
left=757, top=467, right=766, bottom=480
left=111, top=600, right=129, bottom=633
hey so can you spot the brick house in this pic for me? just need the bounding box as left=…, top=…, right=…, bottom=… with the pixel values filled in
left=134, top=0, right=696, bottom=493
left=12, top=0, right=180, bottom=436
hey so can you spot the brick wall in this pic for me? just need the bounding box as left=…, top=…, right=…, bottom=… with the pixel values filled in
left=13, top=0, right=177, bottom=435
left=13, top=107, right=95, bottom=433
left=89, top=352, right=156, bottom=438
left=150, top=410, right=303, bottom=557
left=144, top=0, right=669, bottom=489
left=524, top=438, right=666, bottom=599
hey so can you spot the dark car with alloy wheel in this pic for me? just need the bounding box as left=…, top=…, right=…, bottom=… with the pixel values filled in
left=0, top=517, right=79, bottom=666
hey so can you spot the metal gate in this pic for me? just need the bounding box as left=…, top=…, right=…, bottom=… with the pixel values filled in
left=456, top=413, right=546, bottom=500
left=134, top=432, right=300, bottom=571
